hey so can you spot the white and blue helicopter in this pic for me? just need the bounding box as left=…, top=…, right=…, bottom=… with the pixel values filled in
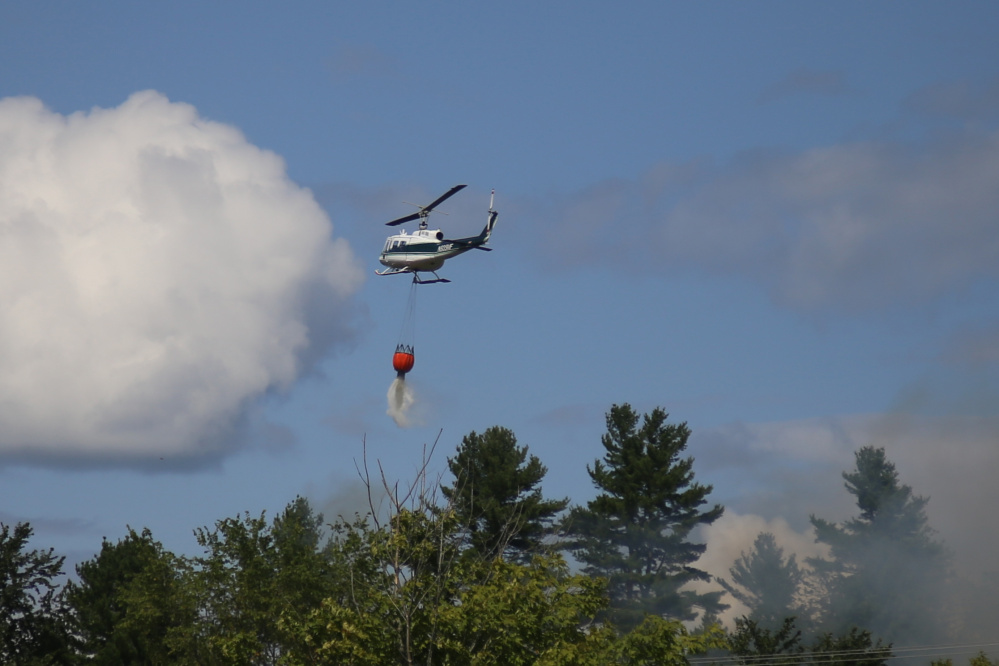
left=376, top=184, right=497, bottom=284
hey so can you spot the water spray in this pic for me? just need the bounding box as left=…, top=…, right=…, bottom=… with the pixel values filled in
left=387, top=280, right=419, bottom=427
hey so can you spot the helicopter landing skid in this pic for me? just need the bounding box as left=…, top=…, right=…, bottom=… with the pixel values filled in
left=413, top=273, right=450, bottom=284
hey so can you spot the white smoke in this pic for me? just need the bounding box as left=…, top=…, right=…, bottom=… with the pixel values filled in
left=0, top=90, right=363, bottom=466
left=692, top=408, right=999, bottom=634
left=386, top=377, right=416, bottom=428
left=689, top=511, right=828, bottom=628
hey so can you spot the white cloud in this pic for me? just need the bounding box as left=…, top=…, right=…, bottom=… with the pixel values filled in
left=0, top=91, right=363, bottom=467
left=534, top=122, right=999, bottom=315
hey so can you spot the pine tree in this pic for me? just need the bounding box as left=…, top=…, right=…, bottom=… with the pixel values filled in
left=562, top=404, right=725, bottom=630
left=441, top=426, right=568, bottom=560
left=720, top=532, right=804, bottom=630
left=808, top=446, right=949, bottom=644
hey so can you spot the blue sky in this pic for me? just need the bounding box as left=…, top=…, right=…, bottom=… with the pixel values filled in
left=2, top=1, right=999, bottom=625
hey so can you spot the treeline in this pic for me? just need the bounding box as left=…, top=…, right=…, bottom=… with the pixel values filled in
left=0, top=404, right=994, bottom=665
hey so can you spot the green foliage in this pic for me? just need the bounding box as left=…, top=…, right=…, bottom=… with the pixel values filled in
left=933, top=653, right=999, bottom=666
left=609, top=617, right=729, bottom=666
left=283, top=508, right=448, bottom=665
left=65, top=527, right=188, bottom=664
left=563, top=404, right=725, bottom=629
left=284, top=504, right=612, bottom=666
left=729, top=616, right=804, bottom=666
left=810, top=627, right=891, bottom=666
left=283, top=498, right=724, bottom=666
left=731, top=617, right=891, bottom=666
left=0, top=522, right=73, bottom=665
left=442, top=426, right=569, bottom=561
left=180, top=496, right=338, bottom=665
left=808, top=446, right=949, bottom=644
left=436, top=554, right=611, bottom=665
left=14, top=427, right=970, bottom=665
left=969, top=652, right=999, bottom=666
left=720, top=532, right=804, bottom=630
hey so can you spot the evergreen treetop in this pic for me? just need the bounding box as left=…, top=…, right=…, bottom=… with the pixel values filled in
left=720, top=531, right=804, bottom=630
left=441, top=426, right=568, bottom=561
left=808, top=446, right=949, bottom=645
left=563, top=404, right=725, bottom=628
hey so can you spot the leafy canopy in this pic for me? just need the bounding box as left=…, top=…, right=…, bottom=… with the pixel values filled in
left=0, top=522, right=73, bottom=665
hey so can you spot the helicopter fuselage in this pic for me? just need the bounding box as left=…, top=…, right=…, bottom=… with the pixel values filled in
left=375, top=186, right=497, bottom=282
left=378, top=228, right=472, bottom=272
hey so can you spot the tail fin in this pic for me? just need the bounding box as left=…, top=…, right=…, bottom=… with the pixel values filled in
left=480, top=189, right=498, bottom=242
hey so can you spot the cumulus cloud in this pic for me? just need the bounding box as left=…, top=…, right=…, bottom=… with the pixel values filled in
left=0, top=91, right=363, bottom=467
left=532, top=115, right=999, bottom=315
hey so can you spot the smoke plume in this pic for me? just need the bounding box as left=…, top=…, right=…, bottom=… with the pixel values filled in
left=386, top=377, right=416, bottom=428
left=0, top=90, right=363, bottom=467
left=690, top=410, right=999, bottom=641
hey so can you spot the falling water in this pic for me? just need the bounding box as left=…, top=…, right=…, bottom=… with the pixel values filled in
left=386, top=376, right=416, bottom=427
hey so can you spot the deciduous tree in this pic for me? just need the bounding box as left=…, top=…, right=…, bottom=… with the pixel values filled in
left=282, top=446, right=728, bottom=666
left=65, top=527, right=187, bottom=664
left=0, top=522, right=73, bottom=665
left=182, top=496, right=337, bottom=664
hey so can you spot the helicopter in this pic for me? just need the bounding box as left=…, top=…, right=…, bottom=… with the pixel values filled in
left=375, top=184, right=498, bottom=284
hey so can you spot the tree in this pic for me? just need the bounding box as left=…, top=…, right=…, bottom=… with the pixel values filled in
left=0, top=522, right=73, bottom=665
left=65, top=527, right=187, bottom=665
left=441, top=426, right=568, bottom=560
left=281, top=444, right=729, bottom=666
left=562, top=404, right=726, bottom=629
left=730, top=616, right=892, bottom=666
left=282, top=444, right=608, bottom=666
left=810, top=627, right=891, bottom=666
left=181, top=496, right=337, bottom=664
left=611, top=617, right=727, bottom=666
left=720, top=532, right=804, bottom=630
left=934, top=652, right=999, bottom=666
left=808, top=446, right=949, bottom=644
left=729, top=616, right=805, bottom=666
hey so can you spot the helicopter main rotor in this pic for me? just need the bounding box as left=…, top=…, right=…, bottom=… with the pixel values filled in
left=385, top=184, right=467, bottom=230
